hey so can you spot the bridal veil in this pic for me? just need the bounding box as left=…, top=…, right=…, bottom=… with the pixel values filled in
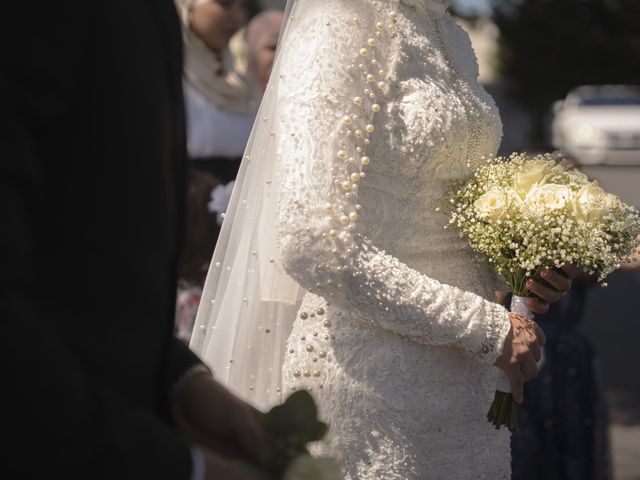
left=189, top=0, right=452, bottom=411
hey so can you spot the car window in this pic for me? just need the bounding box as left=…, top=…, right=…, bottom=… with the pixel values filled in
left=579, top=97, right=640, bottom=107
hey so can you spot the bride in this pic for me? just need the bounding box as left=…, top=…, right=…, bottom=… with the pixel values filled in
left=190, top=0, right=575, bottom=478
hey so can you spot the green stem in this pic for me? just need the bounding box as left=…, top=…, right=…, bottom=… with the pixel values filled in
left=487, top=391, right=518, bottom=432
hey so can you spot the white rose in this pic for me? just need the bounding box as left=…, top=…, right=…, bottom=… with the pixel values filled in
left=565, top=168, right=589, bottom=185
left=603, top=192, right=621, bottom=211
left=571, top=182, right=608, bottom=222
left=513, top=159, right=555, bottom=197
left=474, top=187, right=522, bottom=221
left=283, top=455, right=344, bottom=480
left=525, top=183, right=572, bottom=213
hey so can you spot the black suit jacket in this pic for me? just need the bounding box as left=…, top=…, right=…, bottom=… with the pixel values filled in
left=1, top=1, right=202, bottom=477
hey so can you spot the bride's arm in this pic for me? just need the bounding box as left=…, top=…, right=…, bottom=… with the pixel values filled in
left=275, top=2, right=510, bottom=364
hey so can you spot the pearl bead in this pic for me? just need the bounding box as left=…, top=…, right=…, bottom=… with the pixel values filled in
left=376, top=22, right=385, bottom=30
left=337, top=150, right=347, bottom=160
left=300, top=312, right=308, bottom=320
left=339, top=215, right=349, bottom=224
left=349, top=212, right=358, bottom=222
left=289, top=348, right=294, bottom=353
left=356, top=204, right=362, bottom=210
left=361, top=156, right=370, bottom=165
left=389, top=12, right=397, bottom=21
left=317, top=308, right=325, bottom=315
left=367, top=38, right=376, bottom=47
left=343, top=116, right=352, bottom=125
left=293, top=370, right=301, bottom=377
left=323, top=320, right=332, bottom=327
left=366, top=74, right=375, bottom=83
left=329, top=229, right=337, bottom=238
left=353, top=97, right=363, bottom=106
left=355, top=130, right=364, bottom=138
left=304, top=370, right=311, bottom=377
left=377, top=81, right=387, bottom=90
left=313, top=371, right=321, bottom=377
left=325, top=203, right=334, bottom=212
left=341, top=180, right=351, bottom=190
left=359, top=48, right=369, bottom=57
left=372, top=104, right=381, bottom=112
left=306, top=344, right=314, bottom=352
left=366, top=124, right=375, bottom=133
left=350, top=172, right=360, bottom=182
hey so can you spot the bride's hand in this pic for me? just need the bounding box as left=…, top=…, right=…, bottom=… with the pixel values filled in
left=494, top=313, right=547, bottom=404
left=525, top=263, right=582, bottom=314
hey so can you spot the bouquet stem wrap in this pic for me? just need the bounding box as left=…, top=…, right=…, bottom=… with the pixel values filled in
left=489, top=295, right=543, bottom=432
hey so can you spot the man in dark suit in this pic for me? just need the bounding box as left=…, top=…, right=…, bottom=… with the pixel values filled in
left=1, top=1, right=262, bottom=478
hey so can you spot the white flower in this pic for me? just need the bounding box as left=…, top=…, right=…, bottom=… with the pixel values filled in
left=283, top=455, right=344, bottom=480
left=474, top=187, right=522, bottom=221
left=208, top=180, right=235, bottom=226
left=513, top=159, right=555, bottom=197
left=571, top=182, right=607, bottom=222
left=565, top=168, right=589, bottom=185
left=603, top=192, right=622, bottom=211
left=525, top=183, right=572, bottom=213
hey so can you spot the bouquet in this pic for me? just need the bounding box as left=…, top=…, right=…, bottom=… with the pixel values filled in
left=443, top=152, right=640, bottom=432
left=262, top=390, right=343, bottom=480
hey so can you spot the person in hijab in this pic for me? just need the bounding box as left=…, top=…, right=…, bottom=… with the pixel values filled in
left=246, top=10, right=284, bottom=97
left=175, top=0, right=255, bottom=183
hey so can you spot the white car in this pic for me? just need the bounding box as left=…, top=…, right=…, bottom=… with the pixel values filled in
left=551, top=84, right=640, bottom=165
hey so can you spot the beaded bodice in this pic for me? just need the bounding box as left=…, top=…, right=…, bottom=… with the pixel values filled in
left=276, top=0, right=509, bottom=359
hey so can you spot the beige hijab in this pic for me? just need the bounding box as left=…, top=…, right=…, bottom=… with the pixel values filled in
left=175, top=0, right=251, bottom=114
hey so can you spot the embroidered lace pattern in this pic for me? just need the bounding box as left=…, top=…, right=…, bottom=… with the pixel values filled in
left=275, top=0, right=512, bottom=477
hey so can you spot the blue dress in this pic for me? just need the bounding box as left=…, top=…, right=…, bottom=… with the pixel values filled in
left=510, top=283, right=613, bottom=480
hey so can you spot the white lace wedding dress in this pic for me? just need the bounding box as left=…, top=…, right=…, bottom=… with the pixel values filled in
left=275, top=0, right=513, bottom=478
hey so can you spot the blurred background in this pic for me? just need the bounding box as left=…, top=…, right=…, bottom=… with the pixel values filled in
left=182, top=0, right=640, bottom=478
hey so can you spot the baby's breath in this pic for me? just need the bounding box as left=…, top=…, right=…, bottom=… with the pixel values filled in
left=444, top=153, right=640, bottom=296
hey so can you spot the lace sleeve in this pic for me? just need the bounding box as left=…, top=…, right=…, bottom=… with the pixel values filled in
left=275, top=1, right=510, bottom=364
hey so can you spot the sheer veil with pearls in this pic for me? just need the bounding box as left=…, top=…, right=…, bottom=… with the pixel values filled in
left=189, top=0, right=453, bottom=411
left=189, top=0, right=305, bottom=411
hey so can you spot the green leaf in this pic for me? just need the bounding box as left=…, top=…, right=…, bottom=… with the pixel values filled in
left=261, top=390, right=329, bottom=476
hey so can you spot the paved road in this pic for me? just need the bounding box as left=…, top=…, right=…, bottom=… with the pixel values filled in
left=576, top=164, right=640, bottom=480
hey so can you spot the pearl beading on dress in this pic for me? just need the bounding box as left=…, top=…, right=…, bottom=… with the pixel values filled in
left=273, top=1, right=513, bottom=478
